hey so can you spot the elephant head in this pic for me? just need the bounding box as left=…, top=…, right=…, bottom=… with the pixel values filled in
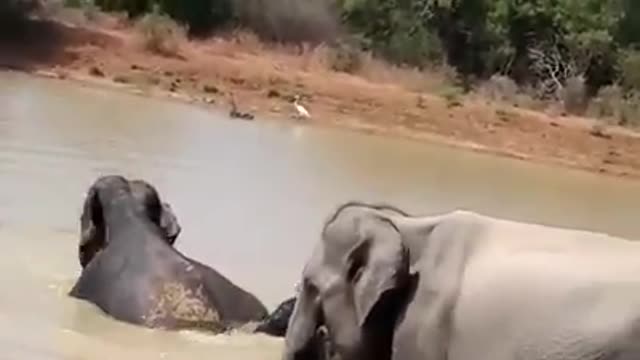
left=78, top=175, right=181, bottom=268
left=284, top=202, right=412, bottom=360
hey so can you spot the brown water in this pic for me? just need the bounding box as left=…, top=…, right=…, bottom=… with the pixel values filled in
left=1, top=71, right=640, bottom=359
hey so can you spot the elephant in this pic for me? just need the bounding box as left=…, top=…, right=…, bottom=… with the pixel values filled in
left=283, top=201, right=640, bottom=360
left=69, top=174, right=290, bottom=335
left=255, top=296, right=296, bottom=336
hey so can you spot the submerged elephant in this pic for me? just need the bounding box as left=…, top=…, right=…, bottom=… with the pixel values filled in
left=255, top=296, right=296, bottom=336
left=284, top=201, right=640, bottom=360
left=69, top=175, right=291, bottom=335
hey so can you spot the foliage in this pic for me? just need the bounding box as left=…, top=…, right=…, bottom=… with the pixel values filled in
left=234, top=0, right=338, bottom=43
left=619, top=50, right=640, bottom=92
left=561, top=75, right=588, bottom=115
left=60, top=0, right=640, bottom=125
left=87, top=0, right=638, bottom=93
left=94, top=0, right=150, bottom=18
left=0, top=0, right=40, bottom=21
left=477, top=74, right=519, bottom=103
left=94, top=0, right=232, bottom=35
left=0, top=0, right=40, bottom=35
left=327, top=41, right=362, bottom=73
left=136, top=5, right=185, bottom=56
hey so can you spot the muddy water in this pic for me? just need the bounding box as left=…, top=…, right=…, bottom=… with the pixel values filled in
left=1, top=71, right=640, bottom=359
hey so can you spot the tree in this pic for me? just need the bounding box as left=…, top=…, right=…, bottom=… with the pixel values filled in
left=0, top=0, right=41, bottom=35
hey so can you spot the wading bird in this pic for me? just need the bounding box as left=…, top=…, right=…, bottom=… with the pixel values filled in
left=293, top=95, right=310, bottom=120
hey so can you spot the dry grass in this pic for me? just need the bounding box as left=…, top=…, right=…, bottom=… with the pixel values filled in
left=193, top=29, right=455, bottom=95
left=136, top=11, right=186, bottom=57
left=476, top=74, right=518, bottom=103
left=356, top=54, right=454, bottom=92
left=561, top=75, right=588, bottom=115
left=586, top=85, right=640, bottom=128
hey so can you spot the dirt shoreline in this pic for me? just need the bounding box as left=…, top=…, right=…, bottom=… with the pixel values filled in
left=4, top=14, right=640, bottom=181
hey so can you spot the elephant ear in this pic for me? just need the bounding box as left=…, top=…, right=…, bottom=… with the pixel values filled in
left=78, top=184, right=105, bottom=268
left=129, top=179, right=181, bottom=245
left=347, top=215, right=408, bottom=327
left=159, top=202, right=181, bottom=245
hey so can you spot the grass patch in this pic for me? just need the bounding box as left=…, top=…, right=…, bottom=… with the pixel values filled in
left=136, top=7, right=185, bottom=57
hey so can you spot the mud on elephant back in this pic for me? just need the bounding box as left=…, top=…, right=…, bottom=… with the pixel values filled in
left=69, top=174, right=294, bottom=336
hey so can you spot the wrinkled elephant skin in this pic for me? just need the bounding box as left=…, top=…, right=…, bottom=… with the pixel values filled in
left=284, top=201, right=640, bottom=360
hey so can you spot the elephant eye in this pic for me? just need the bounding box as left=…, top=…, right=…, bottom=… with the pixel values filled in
left=347, top=254, right=365, bottom=283
left=302, top=278, right=319, bottom=295
left=347, top=240, right=369, bottom=283
left=350, top=266, right=364, bottom=284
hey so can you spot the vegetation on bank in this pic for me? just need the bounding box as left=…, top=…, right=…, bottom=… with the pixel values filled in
left=0, top=0, right=40, bottom=29
left=9, top=0, right=640, bottom=127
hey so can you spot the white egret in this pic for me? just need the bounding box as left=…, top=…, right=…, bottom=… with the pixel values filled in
left=293, top=95, right=310, bottom=120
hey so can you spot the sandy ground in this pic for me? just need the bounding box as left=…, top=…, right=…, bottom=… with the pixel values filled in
left=3, top=12, right=640, bottom=180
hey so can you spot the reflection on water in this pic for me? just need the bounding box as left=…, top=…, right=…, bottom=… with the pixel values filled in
left=1, top=71, right=640, bottom=359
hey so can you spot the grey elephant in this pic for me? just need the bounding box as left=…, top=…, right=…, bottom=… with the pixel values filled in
left=283, top=201, right=640, bottom=360
left=69, top=175, right=291, bottom=335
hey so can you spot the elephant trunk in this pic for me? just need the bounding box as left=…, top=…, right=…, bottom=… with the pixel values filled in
left=283, top=291, right=322, bottom=360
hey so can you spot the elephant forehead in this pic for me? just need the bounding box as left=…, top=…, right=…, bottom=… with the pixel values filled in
left=322, top=224, right=361, bottom=257
left=306, top=240, right=348, bottom=272
left=303, top=257, right=342, bottom=290
left=95, top=174, right=130, bottom=190
left=312, top=269, right=343, bottom=293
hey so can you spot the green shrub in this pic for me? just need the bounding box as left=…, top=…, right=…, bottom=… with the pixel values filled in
left=620, top=50, right=640, bottom=92
left=382, top=27, right=443, bottom=68
left=158, top=0, right=232, bottom=36
left=327, top=41, right=362, bottom=73
left=0, top=0, right=40, bottom=34
left=0, top=0, right=40, bottom=20
left=64, top=0, right=84, bottom=7
left=97, top=0, right=151, bottom=18
left=95, top=0, right=232, bottom=36
left=439, top=86, right=464, bottom=108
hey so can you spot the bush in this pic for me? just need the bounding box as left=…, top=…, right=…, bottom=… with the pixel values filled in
left=0, top=0, right=40, bottom=37
left=587, top=85, right=640, bottom=127
left=382, top=27, right=443, bottom=68
left=70, top=0, right=100, bottom=22
left=95, top=0, right=232, bottom=36
left=95, top=0, right=150, bottom=18
left=158, top=0, right=232, bottom=36
left=477, top=74, right=519, bottom=103
left=588, top=84, right=623, bottom=119
left=561, top=76, right=588, bottom=115
left=0, top=0, right=40, bottom=22
left=439, top=86, right=464, bottom=108
left=619, top=91, right=640, bottom=127
left=234, top=0, right=339, bottom=44
left=136, top=7, right=185, bottom=56
left=327, top=41, right=362, bottom=73
left=620, top=50, right=640, bottom=92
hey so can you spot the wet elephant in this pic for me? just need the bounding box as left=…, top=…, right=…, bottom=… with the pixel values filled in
left=255, top=297, right=296, bottom=337
left=69, top=175, right=288, bottom=334
left=284, top=201, right=640, bottom=360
